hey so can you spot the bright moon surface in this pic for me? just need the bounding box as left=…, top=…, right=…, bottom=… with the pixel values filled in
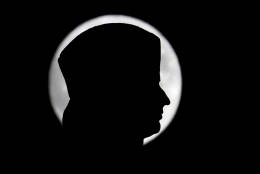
left=48, top=15, right=182, bottom=145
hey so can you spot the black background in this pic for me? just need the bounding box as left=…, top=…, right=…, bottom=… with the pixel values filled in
left=1, top=2, right=253, bottom=169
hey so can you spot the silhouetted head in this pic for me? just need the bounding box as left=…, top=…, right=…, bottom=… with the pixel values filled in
left=58, top=23, right=170, bottom=150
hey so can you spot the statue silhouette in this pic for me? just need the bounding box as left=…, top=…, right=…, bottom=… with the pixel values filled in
left=58, top=23, right=170, bottom=161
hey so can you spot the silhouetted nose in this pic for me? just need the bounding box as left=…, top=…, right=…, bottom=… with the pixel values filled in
left=161, top=89, right=170, bottom=106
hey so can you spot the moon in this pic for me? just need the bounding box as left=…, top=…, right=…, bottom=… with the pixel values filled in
left=48, top=15, right=182, bottom=145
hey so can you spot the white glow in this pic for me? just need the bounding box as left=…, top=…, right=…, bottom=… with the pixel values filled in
left=48, top=15, right=182, bottom=145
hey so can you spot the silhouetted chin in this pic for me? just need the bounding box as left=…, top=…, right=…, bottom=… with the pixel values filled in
left=143, top=121, right=161, bottom=138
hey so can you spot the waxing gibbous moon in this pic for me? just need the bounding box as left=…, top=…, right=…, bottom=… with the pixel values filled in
left=48, top=15, right=182, bottom=145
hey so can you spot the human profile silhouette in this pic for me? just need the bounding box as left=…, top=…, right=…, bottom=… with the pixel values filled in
left=58, top=23, right=170, bottom=159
